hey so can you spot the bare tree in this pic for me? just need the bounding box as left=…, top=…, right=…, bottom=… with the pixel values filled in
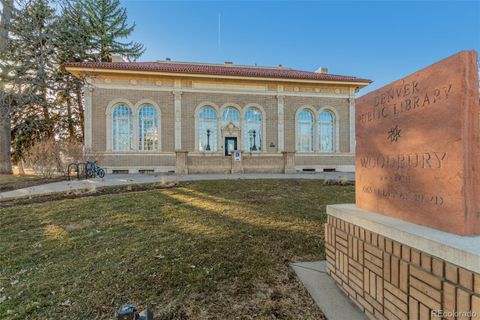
left=0, top=0, right=14, bottom=174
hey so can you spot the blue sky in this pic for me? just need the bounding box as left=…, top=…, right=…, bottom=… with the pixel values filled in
left=122, top=0, right=480, bottom=95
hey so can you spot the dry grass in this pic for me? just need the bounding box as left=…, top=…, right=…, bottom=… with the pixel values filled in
left=0, top=180, right=355, bottom=319
left=0, top=174, right=65, bottom=192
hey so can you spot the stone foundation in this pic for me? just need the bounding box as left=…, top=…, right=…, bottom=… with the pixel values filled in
left=325, top=204, right=480, bottom=320
left=97, top=151, right=354, bottom=174
left=175, top=152, right=353, bottom=174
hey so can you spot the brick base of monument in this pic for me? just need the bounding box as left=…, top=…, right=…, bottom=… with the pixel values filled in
left=325, top=204, right=480, bottom=320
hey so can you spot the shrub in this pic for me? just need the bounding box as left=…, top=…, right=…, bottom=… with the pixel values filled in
left=22, top=140, right=102, bottom=178
left=23, top=139, right=63, bottom=178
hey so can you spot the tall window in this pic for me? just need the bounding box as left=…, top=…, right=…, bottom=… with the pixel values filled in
left=198, top=107, right=218, bottom=151
left=297, top=110, right=314, bottom=152
left=221, top=107, right=240, bottom=127
left=319, top=110, right=335, bottom=152
left=112, top=105, right=133, bottom=151
left=243, top=107, right=262, bottom=151
left=138, top=105, right=158, bottom=151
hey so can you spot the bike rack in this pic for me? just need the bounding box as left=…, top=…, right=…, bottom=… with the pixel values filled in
left=67, top=162, right=88, bottom=180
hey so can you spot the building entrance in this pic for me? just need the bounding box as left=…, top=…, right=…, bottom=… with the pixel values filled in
left=224, top=137, right=238, bottom=156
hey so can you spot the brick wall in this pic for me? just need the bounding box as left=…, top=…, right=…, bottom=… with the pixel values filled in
left=295, top=154, right=354, bottom=166
left=187, top=155, right=231, bottom=174
left=284, top=96, right=350, bottom=152
left=242, top=154, right=284, bottom=173
left=91, top=88, right=174, bottom=152
left=180, top=92, right=278, bottom=152
left=325, top=215, right=480, bottom=320
left=101, top=154, right=175, bottom=167
left=89, top=76, right=354, bottom=172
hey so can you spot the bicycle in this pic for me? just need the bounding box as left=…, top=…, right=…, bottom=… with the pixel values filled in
left=86, top=160, right=106, bottom=178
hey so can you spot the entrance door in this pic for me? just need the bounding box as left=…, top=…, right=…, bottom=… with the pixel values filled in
left=224, top=137, right=238, bottom=156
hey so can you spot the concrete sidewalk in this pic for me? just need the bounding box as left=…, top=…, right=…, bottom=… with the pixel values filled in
left=291, top=261, right=366, bottom=320
left=0, top=172, right=354, bottom=201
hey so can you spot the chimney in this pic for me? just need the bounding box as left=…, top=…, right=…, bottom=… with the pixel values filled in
left=315, top=67, right=329, bottom=74
left=111, top=54, right=125, bottom=62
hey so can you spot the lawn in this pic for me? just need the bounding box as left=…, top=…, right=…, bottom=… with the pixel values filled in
left=0, top=174, right=65, bottom=192
left=0, top=180, right=355, bottom=319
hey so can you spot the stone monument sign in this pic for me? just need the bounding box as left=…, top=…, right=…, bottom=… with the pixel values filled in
left=356, top=50, right=480, bottom=235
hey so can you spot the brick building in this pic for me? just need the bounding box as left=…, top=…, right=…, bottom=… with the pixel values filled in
left=66, top=60, right=370, bottom=174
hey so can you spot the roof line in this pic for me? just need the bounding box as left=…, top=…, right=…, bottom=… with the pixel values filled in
left=66, top=66, right=372, bottom=86
left=64, top=61, right=372, bottom=85
left=154, top=60, right=293, bottom=70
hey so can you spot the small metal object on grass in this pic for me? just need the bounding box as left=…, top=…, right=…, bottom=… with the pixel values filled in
left=139, top=309, right=154, bottom=320
left=115, top=304, right=153, bottom=320
left=115, top=304, right=137, bottom=320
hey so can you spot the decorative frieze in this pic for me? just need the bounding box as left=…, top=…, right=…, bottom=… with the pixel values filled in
left=90, top=77, right=351, bottom=98
left=192, top=81, right=266, bottom=92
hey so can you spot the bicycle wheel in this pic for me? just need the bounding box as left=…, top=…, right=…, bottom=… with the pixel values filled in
left=97, top=168, right=105, bottom=178
left=86, top=161, right=94, bottom=172
left=86, top=168, right=95, bottom=178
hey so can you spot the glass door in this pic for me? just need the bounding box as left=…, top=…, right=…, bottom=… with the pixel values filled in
left=224, top=137, right=238, bottom=156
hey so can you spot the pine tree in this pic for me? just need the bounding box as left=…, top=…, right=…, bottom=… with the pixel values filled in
left=0, top=0, right=145, bottom=171
left=5, top=0, right=58, bottom=162
left=85, top=0, right=144, bottom=62
left=53, top=0, right=93, bottom=141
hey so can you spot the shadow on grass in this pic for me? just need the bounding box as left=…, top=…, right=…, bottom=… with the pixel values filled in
left=0, top=180, right=350, bottom=319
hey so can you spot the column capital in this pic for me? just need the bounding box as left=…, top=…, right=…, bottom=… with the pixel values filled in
left=349, top=87, right=356, bottom=98
left=173, top=90, right=183, bottom=97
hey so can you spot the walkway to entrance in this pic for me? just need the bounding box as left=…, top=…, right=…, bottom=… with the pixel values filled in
left=0, top=172, right=354, bottom=201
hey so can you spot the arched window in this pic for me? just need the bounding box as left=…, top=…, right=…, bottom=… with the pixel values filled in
left=198, top=107, right=218, bottom=151
left=243, top=107, right=262, bottom=151
left=112, top=105, right=133, bottom=151
left=138, top=105, right=158, bottom=151
left=221, top=107, right=240, bottom=127
left=297, top=110, right=314, bottom=152
left=319, top=110, right=335, bottom=152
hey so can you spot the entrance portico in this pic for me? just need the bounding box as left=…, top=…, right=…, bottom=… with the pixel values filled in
left=222, top=122, right=241, bottom=156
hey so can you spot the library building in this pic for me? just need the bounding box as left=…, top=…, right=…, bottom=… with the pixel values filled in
left=65, top=60, right=371, bottom=174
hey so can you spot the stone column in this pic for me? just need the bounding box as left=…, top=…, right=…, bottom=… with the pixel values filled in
left=173, top=90, right=182, bottom=150
left=277, top=94, right=285, bottom=152
left=349, top=88, right=356, bottom=153
left=175, top=151, right=188, bottom=175
left=132, top=109, right=139, bottom=151
left=283, top=151, right=295, bottom=174
left=84, top=84, right=93, bottom=152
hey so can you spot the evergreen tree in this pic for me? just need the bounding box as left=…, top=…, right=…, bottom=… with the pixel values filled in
left=85, top=0, right=144, bottom=62
left=0, top=0, right=145, bottom=171
left=5, top=0, right=58, bottom=162
left=53, top=0, right=93, bottom=141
